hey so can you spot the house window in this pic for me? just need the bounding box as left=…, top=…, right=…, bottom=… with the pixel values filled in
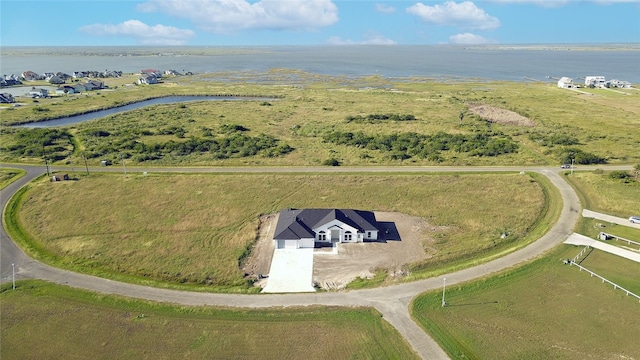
left=318, top=231, right=326, bottom=241
left=367, top=232, right=371, bottom=238
left=345, top=231, right=352, bottom=241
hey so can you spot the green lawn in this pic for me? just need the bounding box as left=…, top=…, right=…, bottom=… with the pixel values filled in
left=1, top=280, right=418, bottom=360
left=412, top=246, right=640, bottom=360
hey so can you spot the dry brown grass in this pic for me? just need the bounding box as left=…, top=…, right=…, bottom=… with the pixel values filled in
left=16, top=172, right=544, bottom=290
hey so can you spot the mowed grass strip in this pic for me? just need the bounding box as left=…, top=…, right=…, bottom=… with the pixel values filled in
left=13, top=172, right=544, bottom=291
left=1, top=280, right=418, bottom=360
left=411, top=246, right=640, bottom=360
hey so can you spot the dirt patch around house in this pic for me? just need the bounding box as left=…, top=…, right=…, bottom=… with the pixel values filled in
left=467, top=103, right=536, bottom=127
left=241, top=214, right=276, bottom=283
left=243, top=211, right=444, bottom=290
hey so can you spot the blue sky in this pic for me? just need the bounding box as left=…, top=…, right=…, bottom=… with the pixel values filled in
left=1, top=0, right=639, bottom=46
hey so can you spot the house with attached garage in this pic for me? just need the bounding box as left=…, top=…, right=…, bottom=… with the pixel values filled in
left=273, top=208, right=380, bottom=249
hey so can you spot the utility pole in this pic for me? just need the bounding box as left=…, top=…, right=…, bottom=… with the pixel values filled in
left=121, top=154, right=127, bottom=177
left=442, top=277, right=447, bottom=307
left=83, top=153, right=89, bottom=175
left=43, top=144, right=50, bottom=177
left=571, top=157, right=574, bottom=175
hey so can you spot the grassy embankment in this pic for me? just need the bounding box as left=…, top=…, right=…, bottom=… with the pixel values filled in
left=7, top=172, right=545, bottom=292
left=0, top=280, right=418, bottom=360
left=412, top=168, right=640, bottom=359
left=2, top=73, right=639, bottom=167
left=0, top=168, right=25, bottom=189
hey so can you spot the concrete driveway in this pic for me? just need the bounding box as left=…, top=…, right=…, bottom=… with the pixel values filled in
left=262, top=248, right=315, bottom=293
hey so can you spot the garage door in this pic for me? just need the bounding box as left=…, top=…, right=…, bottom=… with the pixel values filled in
left=277, top=240, right=298, bottom=249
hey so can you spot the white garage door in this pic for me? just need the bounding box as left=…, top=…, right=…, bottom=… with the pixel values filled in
left=277, top=240, right=298, bottom=249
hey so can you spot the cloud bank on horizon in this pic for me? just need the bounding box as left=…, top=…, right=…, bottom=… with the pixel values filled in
left=2, top=0, right=640, bottom=46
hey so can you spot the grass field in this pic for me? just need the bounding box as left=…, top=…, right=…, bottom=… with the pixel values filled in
left=412, top=245, right=640, bottom=360
left=411, top=169, right=640, bottom=359
left=564, top=170, right=640, bottom=218
left=9, top=172, right=545, bottom=291
left=2, top=76, right=639, bottom=167
left=0, top=168, right=24, bottom=189
left=565, top=169, right=640, bottom=243
left=0, top=280, right=418, bottom=360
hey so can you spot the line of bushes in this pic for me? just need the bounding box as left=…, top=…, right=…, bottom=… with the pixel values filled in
left=345, top=113, right=416, bottom=123
left=322, top=130, right=519, bottom=160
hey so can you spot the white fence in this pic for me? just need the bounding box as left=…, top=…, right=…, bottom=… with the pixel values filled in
left=569, top=261, right=640, bottom=303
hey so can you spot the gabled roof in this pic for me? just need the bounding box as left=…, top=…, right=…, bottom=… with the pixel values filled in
left=273, top=208, right=379, bottom=240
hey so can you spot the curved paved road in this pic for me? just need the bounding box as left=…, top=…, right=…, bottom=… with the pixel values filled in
left=0, top=164, right=631, bottom=359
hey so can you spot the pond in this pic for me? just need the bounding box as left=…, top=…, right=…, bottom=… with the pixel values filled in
left=15, top=95, right=275, bottom=128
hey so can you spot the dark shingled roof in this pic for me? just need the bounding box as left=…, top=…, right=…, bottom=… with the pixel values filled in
left=273, top=208, right=379, bottom=240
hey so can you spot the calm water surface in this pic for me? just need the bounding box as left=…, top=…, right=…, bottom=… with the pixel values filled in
left=2, top=45, right=639, bottom=83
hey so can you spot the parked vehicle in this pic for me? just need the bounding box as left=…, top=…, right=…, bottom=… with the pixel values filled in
left=561, top=164, right=571, bottom=169
left=630, top=216, right=640, bottom=224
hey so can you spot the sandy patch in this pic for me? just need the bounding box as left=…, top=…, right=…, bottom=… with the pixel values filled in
left=244, top=211, right=443, bottom=290
left=467, top=103, right=536, bottom=127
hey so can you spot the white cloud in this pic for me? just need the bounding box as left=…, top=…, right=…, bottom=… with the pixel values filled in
left=375, top=3, right=396, bottom=13
left=327, top=31, right=396, bottom=45
left=449, top=32, right=497, bottom=44
left=490, top=0, right=640, bottom=8
left=407, top=1, right=500, bottom=30
left=488, top=0, right=569, bottom=6
left=137, top=0, right=339, bottom=33
left=80, top=20, right=195, bottom=45
left=489, top=0, right=640, bottom=6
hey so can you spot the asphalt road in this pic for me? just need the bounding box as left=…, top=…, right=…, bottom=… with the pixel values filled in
left=0, top=163, right=631, bottom=359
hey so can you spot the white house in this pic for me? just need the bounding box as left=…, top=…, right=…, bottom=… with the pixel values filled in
left=585, top=76, right=606, bottom=88
left=138, top=75, right=158, bottom=85
left=606, top=79, right=631, bottom=89
left=273, top=208, right=380, bottom=249
left=557, top=77, right=574, bottom=88
left=28, top=88, right=49, bottom=98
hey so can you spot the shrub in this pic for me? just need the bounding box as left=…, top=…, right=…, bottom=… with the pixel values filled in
left=608, top=170, right=630, bottom=180
left=323, top=158, right=341, bottom=166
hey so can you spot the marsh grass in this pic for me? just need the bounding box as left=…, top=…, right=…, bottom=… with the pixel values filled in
left=12, top=172, right=543, bottom=290
left=2, top=77, right=638, bottom=166
left=411, top=245, right=640, bottom=360
left=1, top=280, right=418, bottom=360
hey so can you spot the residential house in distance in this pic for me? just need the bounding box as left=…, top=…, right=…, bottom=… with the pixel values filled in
left=138, top=74, right=158, bottom=85
left=585, top=76, right=606, bottom=88
left=606, top=79, right=631, bottom=88
left=84, top=80, right=106, bottom=90
left=48, top=75, right=66, bottom=85
left=56, top=85, right=79, bottom=94
left=273, top=208, right=380, bottom=249
left=21, top=70, right=42, bottom=81
left=28, top=88, right=49, bottom=98
left=557, top=77, right=575, bottom=88
left=1, top=75, right=22, bottom=87
left=0, top=93, right=15, bottom=103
